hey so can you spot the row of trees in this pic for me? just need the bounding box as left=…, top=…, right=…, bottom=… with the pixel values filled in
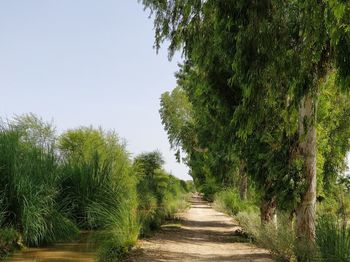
left=142, top=0, right=350, bottom=247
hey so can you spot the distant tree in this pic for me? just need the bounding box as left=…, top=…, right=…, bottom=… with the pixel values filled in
left=134, top=150, right=164, bottom=178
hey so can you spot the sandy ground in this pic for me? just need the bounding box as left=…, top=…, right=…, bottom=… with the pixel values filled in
left=124, top=195, right=273, bottom=262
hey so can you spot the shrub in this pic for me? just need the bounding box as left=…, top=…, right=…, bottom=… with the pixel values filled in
left=316, top=214, right=350, bottom=261
left=58, top=127, right=140, bottom=261
left=58, top=127, right=135, bottom=229
left=213, top=189, right=257, bottom=215
left=199, top=176, right=219, bottom=201
left=90, top=195, right=140, bottom=261
left=0, top=118, right=77, bottom=246
left=0, top=117, right=189, bottom=261
left=236, top=211, right=300, bottom=261
left=0, top=228, right=22, bottom=259
left=135, top=151, right=189, bottom=236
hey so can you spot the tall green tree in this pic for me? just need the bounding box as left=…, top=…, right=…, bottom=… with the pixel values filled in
left=142, top=0, right=350, bottom=243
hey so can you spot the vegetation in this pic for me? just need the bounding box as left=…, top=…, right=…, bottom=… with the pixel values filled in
left=135, top=151, right=189, bottom=236
left=1, top=1, right=350, bottom=261
left=0, top=228, right=22, bottom=259
left=0, top=115, right=190, bottom=261
left=213, top=189, right=258, bottom=216
left=0, top=116, right=79, bottom=247
left=143, top=0, right=350, bottom=260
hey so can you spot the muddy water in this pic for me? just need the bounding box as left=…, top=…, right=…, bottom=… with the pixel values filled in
left=7, top=232, right=97, bottom=262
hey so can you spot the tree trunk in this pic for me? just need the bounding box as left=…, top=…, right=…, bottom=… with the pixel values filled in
left=239, top=175, right=247, bottom=201
left=295, top=92, right=317, bottom=243
left=260, top=196, right=276, bottom=224
left=239, top=161, right=247, bottom=201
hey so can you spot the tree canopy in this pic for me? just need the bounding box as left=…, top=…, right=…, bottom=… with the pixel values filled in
left=146, top=0, right=350, bottom=244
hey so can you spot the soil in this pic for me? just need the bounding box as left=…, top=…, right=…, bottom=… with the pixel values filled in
left=124, top=195, right=273, bottom=262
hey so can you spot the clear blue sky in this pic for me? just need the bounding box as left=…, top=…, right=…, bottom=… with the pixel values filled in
left=0, top=1, right=191, bottom=180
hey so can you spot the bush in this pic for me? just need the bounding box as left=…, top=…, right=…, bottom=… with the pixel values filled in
left=198, top=176, right=219, bottom=201
left=213, top=189, right=257, bottom=215
left=135, top=151, right=189, bottom=236
left=0, top=118, right=77, bottom=246
left=316, top=214, right=350, bottom=261
left=58, top=127, right=134, bottom=228
left=236, top=211, right=303, bottom=261
left=0, top=228, right=22, bottom=259
left=90, top=197, right=140, bottom=261
left=58, top=127, right=140, bottom=260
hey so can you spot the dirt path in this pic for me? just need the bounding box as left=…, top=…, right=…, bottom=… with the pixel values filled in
left=125, top=195, right=273, bottom=262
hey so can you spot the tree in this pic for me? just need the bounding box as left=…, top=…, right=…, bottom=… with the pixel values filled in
left=142, top=0, right=350, bottom=243
left=134, top=150, right=164, bottom=178
left=160, top=76, right=241, bottom=199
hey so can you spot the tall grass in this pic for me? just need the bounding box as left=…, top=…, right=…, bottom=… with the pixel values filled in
left=316, top=215, right=350, bottom=261
left=58, top=127, right=142, bottom=260
left=58, top=127, right=135, bottom=228
left=213, top=189, right=258, bottom=216
left=235, top=210, right=350, bottom=261
left=135, top=152, right=190, bottom=236
left=0, top=121, right=78, bottom=247
left=0, top=116, right=190, bottom=260
left=0, top=228, right=21, bottom=259
left=236, top=211, right=299, bottom=261
left=90, top=198, right=140, bottom=261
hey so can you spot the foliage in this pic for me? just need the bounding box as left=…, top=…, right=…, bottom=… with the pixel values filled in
left=236, top=210, right=350, bottom=261
left=90, top=196, right=140, bottom=262
left=160, top=87, right=195, bottom=154
left=0, top=114, right=190, bottom=261
left=143, top=0, right=350, bottom=242
left=134, top=151, right=189, bottom=236
left=58, top=127, right=134, bottom=229
left=317, top=73, right=350, bottom=196
left=316, top=215, right=350, bottom=262
left=57, top=127, right=142, bottom=260
left=236, top=211, right=319, bottom=261
left=213, top=189, right=257, bottom=216
left=0, top=228, right=22, bottom=259
left=0, top=118, right=78, bottom=246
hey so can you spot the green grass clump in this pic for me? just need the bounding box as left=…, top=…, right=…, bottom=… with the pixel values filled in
left=316, top=215, right=350, bottom=261
left=92, top=201, right=140, bottom=261
left=213, top=189, right=257, bottom=215
left=58, top=127, right=141, bottom=260
left=0, top=228, right=22, bottom=259
left=0, top=118, right=78, bottom=247
left=236, top=211, right=299, bottom=261
left=58, top=127, right=134, bottom=228
left=235, top=211, right=350, bottom=261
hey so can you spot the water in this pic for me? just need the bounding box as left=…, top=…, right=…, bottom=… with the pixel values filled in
left=7, top=232, right=97, bottom=262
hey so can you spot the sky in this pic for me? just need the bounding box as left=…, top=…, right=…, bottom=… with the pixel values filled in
left=0, top=1, right=191, bottom=180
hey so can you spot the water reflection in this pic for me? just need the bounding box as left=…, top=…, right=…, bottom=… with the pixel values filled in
left=7, top=232, right=96, bottom=262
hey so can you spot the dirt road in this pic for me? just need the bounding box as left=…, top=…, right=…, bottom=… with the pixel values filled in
left=125, top=195, right=273, bottom=262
